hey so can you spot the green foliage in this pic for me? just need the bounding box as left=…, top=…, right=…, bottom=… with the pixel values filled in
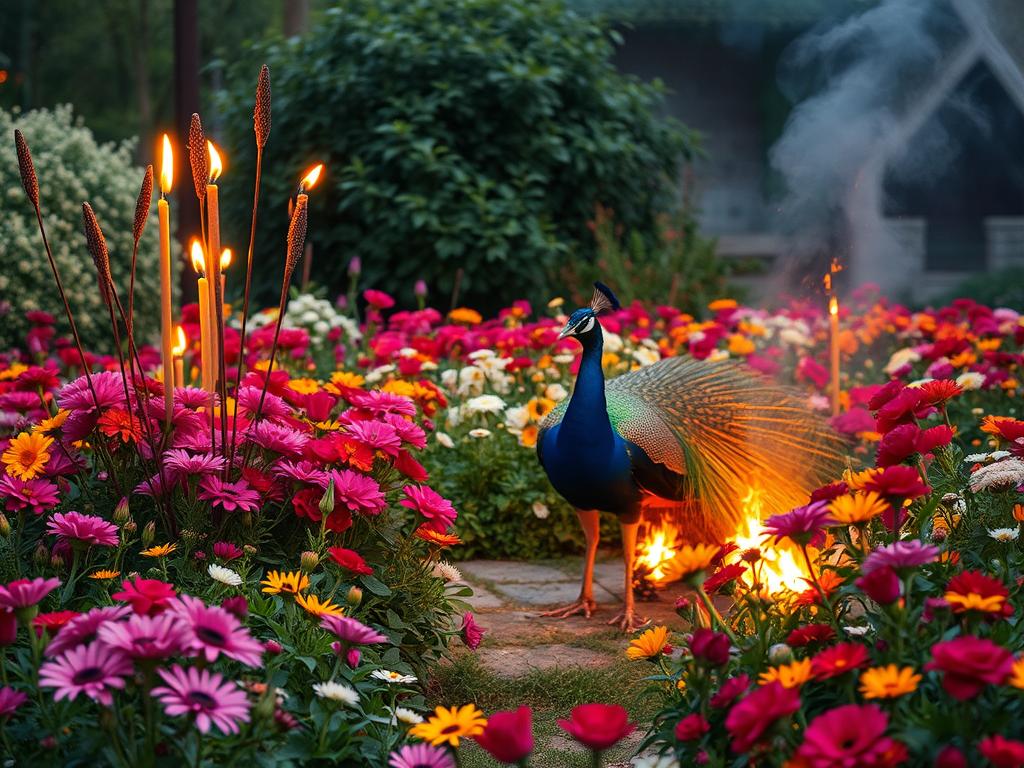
left=943, top=267, right=1024, bottom=311
left=0, top=105, right=160, bottom=350
left=218, top=0, right=696, bottom=311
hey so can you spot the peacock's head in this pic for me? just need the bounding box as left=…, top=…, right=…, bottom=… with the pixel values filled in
left=557, top=282, right=621, bottom=340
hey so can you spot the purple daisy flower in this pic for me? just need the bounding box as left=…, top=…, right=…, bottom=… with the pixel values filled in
left=862, top=540, right=941, bottom=574
left=151, top=665, right=251, bottom=735
left=96, top=612, right=190, bottom=660
left=763, top=501, right=835, bottom=546
left=45, top=605, right=132, bottom=657
left=0, top=687, right=28, bottom=718
left=0, top=576, right=61, bottom=609
left=39, top=641, right=132, bottom=705
left=320, top=615, right=389, bottom=646
left=46, top=511, right=119, bottom=548
left=198, top=477, right=261, bottom=514
left=388, top=743, right=455, bottom=768
left=0, top=475, right=60, bottom=515
left=57, top=372, right=127, bottom=442
left=170, top=595, right=264, bottom=667
left=173, top=386, right=215, bottom=411
left=163, top=449, right=226, bottom=477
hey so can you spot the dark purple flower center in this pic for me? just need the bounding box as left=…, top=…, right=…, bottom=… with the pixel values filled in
left=72, top=666, right=105, bottom=685
left=186, top=690, right=217, bottom=709
left=195, top=625, right=226, bottom=646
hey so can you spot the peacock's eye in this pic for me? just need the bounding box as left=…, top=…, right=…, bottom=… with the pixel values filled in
left=578, top=316, right=596, bottom=334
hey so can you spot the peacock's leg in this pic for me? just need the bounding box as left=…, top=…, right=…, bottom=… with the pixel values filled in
left=608, top=519, right=649, bottom=632
left=538, top=509, right=599, bottom=619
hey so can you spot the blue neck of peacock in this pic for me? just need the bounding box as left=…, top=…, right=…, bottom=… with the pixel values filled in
left=559, top=323, right=615, bottom=449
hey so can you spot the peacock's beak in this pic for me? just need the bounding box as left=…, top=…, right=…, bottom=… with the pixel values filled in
left=557, top=322, right=574, bottom=340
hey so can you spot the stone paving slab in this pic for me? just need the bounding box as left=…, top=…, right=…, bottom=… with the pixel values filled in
left=494, top=580, right=619, bottom=607
left=459, top=560, right=574, bottom=584
left=475, top=643, right=615, bottom=678
left=457, top=582, right=505, bottom=609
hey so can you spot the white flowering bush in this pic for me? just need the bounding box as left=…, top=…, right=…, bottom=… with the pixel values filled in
left=0, top=106, right=160, bottom=349
left=283, top=292, right=361, bottom=350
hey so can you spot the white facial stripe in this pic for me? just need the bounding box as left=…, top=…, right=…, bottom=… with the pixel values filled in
left=578, top=316, right=596, bottom=334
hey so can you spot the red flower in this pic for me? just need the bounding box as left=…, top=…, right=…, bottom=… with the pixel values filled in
left=863, top=465, right=931, bottom=500
left=710, top=675, right=750, bottom=708
left=725, top=682, right=800, bottom=753
left=690, top=629, right=731, bottom=666
left=327, top=547, right=373, bottom=576
left=856, top=566, right=901, bottom=605
left=875, top=387, right=925, bottom=433
left=461, top=612, right=485, bottom=650
left=475, top=706, right=533, bottom=764
left=867, top=380, right=905, bottom=411
left=874, top=424, right=953, bottom=467
left=786, top=624, right=835, bottom=648
left=925, top=637, right=1013, bottom=700
left=811, top=642, right=869, bottom=680
left=917, top=379, right=963, bottom=407
left=810, top=482, right=849, bottom=502
left=33, top=610, right=78, bottom=637
left=934, top=745, right=967, bottom=768
left=703, top=563, right=746, bottom=594
left=112, top=577, right=176, bottom=615
left=557, top=703, right=636, bottom=751
left=944, top=570, right=1012, bottom=617
left=675, top=713, right=710, bottom=741
left=796, top=704, right=906, bottom=767
left=979, top=735, right=1024, bottom=768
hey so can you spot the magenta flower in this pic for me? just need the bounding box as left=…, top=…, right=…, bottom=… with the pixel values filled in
left=170, top=595, right=264, bottom=667
left=213, top=541, right=244, bottom=561
left=245, top=420, right=309, bottom=456
left=0, top=687, right=28, bottom=718
left=348, top=390, right=417, bottom=417
left=45, top=605, right=131, bottom=656
left=763, top=501, right=835, bottom=546
left=400, top=485, right=457, bottom=532
left=461, top=612, right=485, bottom=650
left=152, top=665, right=251, bottom=734
left=384, top=413, right=427, bottom=449
left=0, top=577, right=61, bottom=609
left=862, top=540, right=940, bottom=575
left=46, top=511, right=119, bottom=548
left=57, top=372, right=126, bottom=440
left=96, top=612, right=190, bottom=660
left=273, top=459, right=328, bottom=485
left=321, top=615, right=389, bottom=646
left=162, top=449, right=226, bottom=477
left=0, top=475, right=60, bottom=515
left=343, top=417, right=403, bottom=456
left=364, top=288, right=395, bottom=310
left=112, top=578, right=177, bottom=616
left=198, top=477, right=261, bottom=514
left=324, top=469, right=386, bottom=515
left=388, top=744, right=455, bottom=768
left=173, top=386, right=214, bottom=410
left=39, top=641, right=132, bottom=705
left=235, top=385, right=291, bottom=421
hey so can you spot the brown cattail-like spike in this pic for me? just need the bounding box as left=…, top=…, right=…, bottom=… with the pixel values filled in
left=14, top=130, right=39, bottom=207
left=133, top=165, right=153, bottom=244
left=284, top=195, right=308, bottom=283
left=188, top=113, right=208, bottom=201
left=254, top=64, right=271, bottom=148
left=82, top=203, right=113, bottom=308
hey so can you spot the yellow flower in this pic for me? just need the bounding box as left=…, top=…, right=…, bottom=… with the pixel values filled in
left=758, top=658, right=812, bottom=689
left=526, top=397, right=556, bottom=422
left=89, top=569, right=121, bottom=580
left=261, top=570, right=310, bottom=595
left=0, top=364, right=28, bottom=381
left=448, top=308, right=483, bottom=325
left=409, top=704, right=487, bottom=747
left=828, top=492, right=889, bottom=524
left=518, top=424, right=539, bottom=448
left=288, top=377, right=320, bottom=395
left=313, top=419, right=344, bottom=432
left=843, top=467, right=882, bottom=490
left=33, top=409, right=69, bottom=435
left=943, top=591, right=1006, bottom=614
left=626, top=625, right=669, bottom=660
left=859, top=665, right=921, bottom=699
left=327, top=371, right=366, bottom=392
left=1009, top=657, right=1024, bottom=690
left=728, top=334, right=756, bottom=356
left=141, top=543, right=178, bottom=558
left=708, top=298, right=738, bottom=312
left=675, top=543, right=720, bottom=581
left=2, top=432, right=54, bottom=480
left=295, top=592, right=345, bottom=618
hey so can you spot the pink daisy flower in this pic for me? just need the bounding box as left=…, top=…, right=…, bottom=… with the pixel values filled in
left=461, top=612, right=485, bottom=650
left=213, top=541, right=244, bottom=561
left=389, top=744, right=455, bottom=768
left=236, top=385, right=291, bottom=422
left=57, top=372, right=127, bottom=441
left=45, top=605, right=131, bottom=656
left=342, top=418, right=402, bottom=456
left=384, top=413, right=427, bottom=449
left=862, top=540, right=940, bottom=574
left=151, top=664, right=251, bottom=735
left=0, top=577, right=61, bottom=609
left=401, top=485, right=457, bottom=532
left=324, top=469, right=386, bottom=515
left=173, top=386, right=214, bottom=410
left=349, top=390, right=417, bottom=417
left=763, top=501, right=835, bottom=546
left=39, top=641, right=132, bottom=705
left=272, top=459, right=328, bottom=486
left=163, top=449, right=226, bottom=477
left=198, top=477, right=261, bottom=514
left=112, top=577, right=177, bottom=616
left=0, top=687, right=28, bottom=719
left=97, top=612, right=190, bottom=660
left=46, top=511, right=119, bottom=548
left=170, top=595, right=264, bottom=667
left=0, top=475, right=60, bottom=515
left=321, top=615, right=389, bottom=646
left=245, top=420, right=309, bottom=456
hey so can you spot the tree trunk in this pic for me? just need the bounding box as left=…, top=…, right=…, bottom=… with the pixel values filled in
left=283, top=0, right=310, bottom=37
left=174, top=0, right=201, bottom=303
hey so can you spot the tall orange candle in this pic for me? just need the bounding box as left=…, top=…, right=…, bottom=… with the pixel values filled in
left=206, top=142, right=223, bottom=384
left=191, top=240, right=213, bottom=392
left=829, top=295, right=840, bottom=417
left=158, top=135, right=174, bottom=424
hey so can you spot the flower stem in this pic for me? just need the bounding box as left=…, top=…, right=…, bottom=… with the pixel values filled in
left=695, top=585, right=738, bottom=644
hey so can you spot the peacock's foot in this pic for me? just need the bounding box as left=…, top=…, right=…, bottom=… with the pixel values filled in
left=537, top=597, right=597, bottom=620
left=607, top=607, right=650, bottom=633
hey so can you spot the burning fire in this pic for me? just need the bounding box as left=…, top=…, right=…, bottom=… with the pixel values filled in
left=635, top=485, right=810, bottom=595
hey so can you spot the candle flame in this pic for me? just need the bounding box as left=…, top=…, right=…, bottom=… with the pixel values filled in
left=172, top=325, right=187, bottom=356
left=220, top=248, right=232, bottom=270
left=190, top=239, right=207, bottom=275
left=160, top=135, right=173, bottom=194
left=829, top=296, right=839, bottom=316
left=300, top=163, right=324, bottom=191
left=207, top=141, right=223, bottom=182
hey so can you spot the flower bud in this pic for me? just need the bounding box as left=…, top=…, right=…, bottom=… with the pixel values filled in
left=113, top=497, right=130, bottom=524
left=264, top=639, right=283, bottom=655
left=123, top=520, right=137, bottom=537
left=34, top=542, right=50, bottom=567
left=49, top=554, right=64, bottom=571
left=141, top=521, right=156, bottom=547
left=39, top=736, right=57, bottom=750
left=0, top=513, right=10, bottom=537
left=222, top=595, right=249, bottom=619
left=319, top=479, right=335, bottom=517
left=414, top=279, right=427, bottom=297
left=767, top=643, right=793, bottom=665
left=244, top=544, right=257, bottom=555
left=347, top=647, right=361, bottom=669
left=346, top=586, right=363, bottom=607
left=348, top=256, right=361, bottom=276
left=300, top=551, right=319, bottom=572
left=674, top=596, right=691, bottom=617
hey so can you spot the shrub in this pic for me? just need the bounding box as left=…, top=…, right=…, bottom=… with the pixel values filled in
left=0, top=105, right=160, bottom=350
left=218, top=0, right=695, bottom=311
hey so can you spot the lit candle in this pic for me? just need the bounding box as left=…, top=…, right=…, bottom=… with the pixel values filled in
left=206, top=142, right=223, bottom=385
left=829, top=295, right=840, bottom=417
left=158, top=135, right=174, bottom=425
left=191, top=240, right=213, bottom=393
left=220, top=248, right=232, bottom=313
left=172, top=325, right=187, bottom=389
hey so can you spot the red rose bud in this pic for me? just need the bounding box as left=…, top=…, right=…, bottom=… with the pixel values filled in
left=346, top=647, right=361, bottom=668
left=856, top=566, right=901, bottom=605
left=675, top=713, right=710, bottom=741
left=934, top=745, right=967, bottom=768
left=690, top=628, right=731, bottom=666
left=475, top=706, right=534, bottom=764
left=557, top=703, right=636, bottom=752
left=263, top=639, right=283, bottom=655
left=221, top=595, right=249, bottom=618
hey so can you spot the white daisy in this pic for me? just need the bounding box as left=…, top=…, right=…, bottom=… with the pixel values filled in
left=468, top=428, right=492, bottom=439
left=312, top=681, right=359, bottom=706
left=207, top=564, right=242, bottom=587
left=970, top=458, right=1024, bottom=492
left=632, top=757, right=680, bottom=768
left=988, top=526, right=1020, bottom=543
left=544, top=383, right=568, bottom=402
left=532, top=501, right=550, bottom=519
left=390, top=706, right=424, bottom=726
left=432, top=561, right=462, bottom=583
left=956, top=371, right=986, bottom=390
left=504, top=405, right=530, bottom=430
left=464, top=394, right=506, bottom=415
left=843, top=625, right=870, bottom=637
left=371, top=669, right=417, bottom=685
left=435, top=432, right=455, bottom=449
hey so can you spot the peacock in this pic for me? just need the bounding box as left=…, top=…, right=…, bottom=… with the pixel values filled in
left=537, top=283, right=844, bottom=630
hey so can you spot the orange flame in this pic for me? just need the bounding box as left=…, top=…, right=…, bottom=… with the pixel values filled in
left=300, top=163, right=323, bottom=191
left=637, top=524, right=678, bottom=582
left=729, top=486, right=809, bottom=595
left=160, top=134, right=173, bottom=194
left=207, top=141, right=223, bottom=182
left=829, top=296, right=839, bottom=317
left=220, top=248, right=232, bottom=271
left=190, top=239, right=206, bottom=275
left=172, top=325, right=187, bottom=356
